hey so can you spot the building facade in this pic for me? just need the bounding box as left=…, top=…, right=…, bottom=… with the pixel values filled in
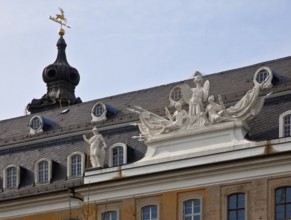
left=0, top=32, right=291, bottom=220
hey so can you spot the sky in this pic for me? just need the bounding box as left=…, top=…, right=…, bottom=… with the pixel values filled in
left=0, top=0, right=291, bottom=120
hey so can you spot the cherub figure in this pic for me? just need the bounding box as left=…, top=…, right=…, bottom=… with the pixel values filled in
left=205, top=95, right=234, bottom=124
left=160, top=103, right=188, bottom=134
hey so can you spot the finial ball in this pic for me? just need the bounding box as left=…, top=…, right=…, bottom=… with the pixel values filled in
left=58, top=28, right=65, bottom=36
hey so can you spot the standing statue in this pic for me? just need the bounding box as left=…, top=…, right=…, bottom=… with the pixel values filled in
left=188, top=71, right=210, bottom=117
left=83, top=126, right=107, bottom=168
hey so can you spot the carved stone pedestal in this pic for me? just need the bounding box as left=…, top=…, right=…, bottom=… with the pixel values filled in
left=139, top=120, right=253, bottom=163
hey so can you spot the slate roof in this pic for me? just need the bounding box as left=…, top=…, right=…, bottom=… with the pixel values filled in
left=0, top=55, right=291, bottom=201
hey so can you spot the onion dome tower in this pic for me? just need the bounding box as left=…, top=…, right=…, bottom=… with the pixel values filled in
left=27, top=9, right=81, bottom=114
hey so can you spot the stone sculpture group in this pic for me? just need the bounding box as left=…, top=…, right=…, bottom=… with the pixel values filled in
left=128, top=69, right=273, bottom=141
left=84, top=67, right=273, bottom=167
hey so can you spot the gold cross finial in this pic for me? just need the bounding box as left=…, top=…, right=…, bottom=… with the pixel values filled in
left=49, top=8, right=71, bottom=36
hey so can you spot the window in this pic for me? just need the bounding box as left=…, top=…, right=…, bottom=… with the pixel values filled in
left=112, top=146, right=124, bottom=166
left=141, top=205, right=158, bottom=220
left=71, top=155, right=81, bottom=176
left=279, top=111, right=291, bottom=138
left=256, top=70, right=269, bottom=83
left=91, top=102, right=107, bottom=122
left=227, top=193, right=245, bottom=220
left=94, top=104, right=104, bottom=117
left=101, top=211, right=118, bottom=220
left=109, top=143, right=127, bottom=167
left=172, top=87, right=182, bottom=101
left=38, top=161, right=48, bottom=183
left=35, top=159, right=52, bottom=184
left=137, top=198, right=160, bottom=220
left=275, top=187, right=291, bottom=219
left=254, top=66, right=273, bottom=86
left=31, top=117, right=41, bottom=130
left=67, top=152, right=85, bottom=178
left=182, top=199, right=201, bottom=220
left=284, top=115, right=291, bottom=137
left=29, top=115, right=44, bottom=135
left=3, top=165, right=20, bottom=189
left=6, top=167, right=16, bottom=189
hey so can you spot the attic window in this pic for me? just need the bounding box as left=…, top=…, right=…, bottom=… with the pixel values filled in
left=279, top=110, right=291, bottom=138
left=3, top=165, right=20, bottom=190
left=94, top=104, right=104, bottom=117
left=29, top=115, right=44, bottom=135
left=256, top=69, right=269, bottom=83
left=109, top=143, right=127, bottom=167
left=172, top=87, right=182, bottom=101
left=91, top=102, right=107, bottom=122
left=34, top=158, right=52, bottom=184
left=254, top=66, right=273, bottom=87
left=31, top=117, right=41, bottom=130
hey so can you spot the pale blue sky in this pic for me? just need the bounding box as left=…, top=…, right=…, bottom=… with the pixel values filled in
left=0, top=0, right=291, bottom=120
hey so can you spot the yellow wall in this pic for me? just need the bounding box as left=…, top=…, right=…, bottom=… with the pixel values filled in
left=8, top=175, right=291, bottom=220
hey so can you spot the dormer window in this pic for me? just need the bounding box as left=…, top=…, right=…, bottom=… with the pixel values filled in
left=91, top=102, right=118, bottom=122
left=94, top=104, right=104, bottom=117
left=109, top=143, right=127, bottom=167
left=279, top=110, right=291, bottom=138
left=67, top=152, right=85, bottom=178
left=29, top=115, right=44, bottom=135
left=256, top=69, right=269, bottom=83
left=3, top=165, right=20, bottom=190
left=35, top=159, right=52, bottom=184
left=91, top=102, right=107, bottom=122
left=169, top=84, right=192, bottom=106
left=172, top=87, right=182, bottom=101
left=254, top=66, right=273, bottom=88
left=39, top=161, right=48, bottom=183
left=31, top=117, right=41, bottom=130
left=284, top=115, right=291, bottom=137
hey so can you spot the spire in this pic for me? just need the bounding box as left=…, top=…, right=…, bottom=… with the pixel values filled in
left=26, top=8, right=81, bottom=114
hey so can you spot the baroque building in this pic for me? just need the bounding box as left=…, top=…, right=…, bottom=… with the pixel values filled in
left=0, top=18, right=291, bottom=220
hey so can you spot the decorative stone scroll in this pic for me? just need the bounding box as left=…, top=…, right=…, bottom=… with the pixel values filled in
left=128, top=68, right=273, bottom=142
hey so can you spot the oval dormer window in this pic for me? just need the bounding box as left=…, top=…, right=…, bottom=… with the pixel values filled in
left=256, top=69, right=269, bottom=83
left=94, top=103, right=104, bottom=117
left=254, top=66, right=273, bottom=87
left=91, top=102, right=107, bottom=122
left=29, top=115, right=44, bottom=135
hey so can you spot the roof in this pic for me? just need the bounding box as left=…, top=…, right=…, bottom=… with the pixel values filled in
left=1, top=55, right=291, bottom=201
left=1, top=55, right=291, bottom=145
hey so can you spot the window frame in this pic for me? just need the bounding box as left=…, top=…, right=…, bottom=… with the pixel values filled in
left=67, top=152, right=85, bottom=178
left=141, top=205, right=159, bottom=220
left=34, top=158, right=52, bottom=184
left=3, top=164, right=20, bottom=190
left=275, top=186, right=291, bottom=220
left=137, top=198, right=160, bottom=220
left=172, top=87, right=182, bottom=102
left=91, top=102, right=107, bottom=122
left=99, top=209, right=119, bottom=220
left=227, top=193, right=246, bottom=220
left=179, top=195, right=203, bottom=220
left=253, top=66, right=273, bottom=86
left=256, top=69, right=269, bottom=84
left=29, top=115, right=44, bottom=135
left=279, top=110, right=291, bottom=138
left=109, top=143, right=127, bottom=167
